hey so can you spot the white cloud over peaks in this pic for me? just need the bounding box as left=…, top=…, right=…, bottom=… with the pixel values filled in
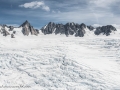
left=19, top=1, right=50, bottom=11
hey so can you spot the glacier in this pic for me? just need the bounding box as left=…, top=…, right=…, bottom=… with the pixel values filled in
left=0, top=32, right=120, bottom=90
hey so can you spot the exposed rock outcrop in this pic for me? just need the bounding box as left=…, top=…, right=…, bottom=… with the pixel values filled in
left=0, top=25, right=10, bottom=36
left=41, top=22, right=117, bottom=37
left=41, top=22, right=56, bottom=35
left=87, top=25, right=94, bottom=31
left=20, top=20, right=39, bottom=36
left=76, top=23, right=86, bottom=37
left=55, top=24, right=65, bottom=35
left=0, top=21, right=117, bottom=38
left=41, top=22, right=87, bottom=37
left=11, top=34, right=15, bottom=38
left=9, top=26, right=14, bottom=31
left=64, top=22, right=76, bottom=36
left=94, top=25, right=116, bottom=36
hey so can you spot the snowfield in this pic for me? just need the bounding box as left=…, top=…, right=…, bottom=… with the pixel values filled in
left=0, top=32, right=120, bottom=90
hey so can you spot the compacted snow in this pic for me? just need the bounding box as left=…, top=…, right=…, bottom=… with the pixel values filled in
left=0, top=30, right=120, bottom=90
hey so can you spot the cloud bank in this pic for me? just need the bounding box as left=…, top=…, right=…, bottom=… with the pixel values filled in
left=19, top=1, right=50, bottom=11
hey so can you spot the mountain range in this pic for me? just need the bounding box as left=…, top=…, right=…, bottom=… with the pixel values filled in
left=0, top=20, right=117, bottom=38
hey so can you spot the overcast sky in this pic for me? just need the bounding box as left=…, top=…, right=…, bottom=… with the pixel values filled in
left=0, top=0, right=120, bottom=29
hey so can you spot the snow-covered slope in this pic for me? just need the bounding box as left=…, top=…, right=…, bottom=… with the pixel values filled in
left=0, top=34, right=120, bottom=90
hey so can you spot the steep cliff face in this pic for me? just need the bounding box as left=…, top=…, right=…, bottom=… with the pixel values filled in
left=20, top=20, right=39, bottom=36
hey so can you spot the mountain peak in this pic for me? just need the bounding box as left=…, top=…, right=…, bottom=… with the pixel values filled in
left=20, top=20, right=39, bottom=36
left=20, top=20, right=30, bottom=27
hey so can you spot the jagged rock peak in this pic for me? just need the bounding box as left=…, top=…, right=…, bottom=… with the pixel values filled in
left=48, top=22, right=55, bottom=25
left=20, top=20, right=31, bottom=27
left=41, top=22, right=117, bottom=37
left=41, top=22, right=88, bottom=37
left=94, top=25, right=117, bottom=36
left=20, top=20, right=39, bottom=36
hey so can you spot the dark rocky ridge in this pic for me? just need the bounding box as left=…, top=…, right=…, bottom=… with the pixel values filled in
left=0, top=21, right=117, bottom=38
left=41, top=22, right=117, bottom=37
left=41, top=22, right=87, bottom=37
left=94, top=25, right=116, bottom=36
